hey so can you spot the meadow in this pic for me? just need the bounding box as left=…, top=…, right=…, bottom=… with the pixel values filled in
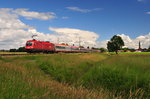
left=0, top=53, right=149, bottom=99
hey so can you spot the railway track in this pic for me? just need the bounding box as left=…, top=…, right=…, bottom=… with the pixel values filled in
left=0, top=53, right=34, bottom=56
left=0, top=52, right=87, bottom=56
left=0, top=53, right=56, bottom=56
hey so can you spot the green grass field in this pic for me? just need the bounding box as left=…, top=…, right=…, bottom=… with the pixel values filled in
left=0, top=53, right=149, bottom=99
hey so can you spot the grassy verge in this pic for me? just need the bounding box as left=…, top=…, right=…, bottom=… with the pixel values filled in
left=0, top=54, right=111, bottom=99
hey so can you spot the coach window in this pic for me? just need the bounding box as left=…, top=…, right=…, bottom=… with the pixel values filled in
left=56, top=46, right=65, bottom=49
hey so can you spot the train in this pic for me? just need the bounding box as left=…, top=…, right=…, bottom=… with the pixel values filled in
left=25, top=39, right=100, bottom=53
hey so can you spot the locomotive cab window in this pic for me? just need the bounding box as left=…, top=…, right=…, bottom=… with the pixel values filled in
left=26, top=42, right=33, bottom=46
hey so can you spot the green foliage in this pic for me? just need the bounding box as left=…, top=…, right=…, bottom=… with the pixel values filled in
left=79, top=46, right=84, bottom=48
left=17, top=47, right=26, bottom=52
left=147, top=46, right=150, bottom=52
left=107, top=35, right=124, bottom=54
left=99, top=48, right=107, bottom=52
left=9, top=49, right=17, bottom=52
left=9, top=47, right=26, bottom=52
left=61, top=43, right=68, bottom=45
left=121, top=48, right=136, bottom=52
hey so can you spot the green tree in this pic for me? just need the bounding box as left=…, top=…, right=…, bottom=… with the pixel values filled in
left=107, top=35, right=124, bottom=54
left=99, top=48, right=107, bottom=52
left=9, top=49, right=17, bottom=52
left=91, top=47, right=95, bottom=49
left=17, top=47, right=26, bottom=52
left=79, top=46, right=84, bottom=48
left=147, top=46, right=150, bottom=52
left=61, top=43, right=69, bottom=45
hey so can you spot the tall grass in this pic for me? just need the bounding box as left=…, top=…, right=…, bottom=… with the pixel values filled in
left=38, top=53, right=150, bottom=98
left=0, top=54, right=111, bottom=99
left=0, top=53, right=149, bottom=98
left=80, top=54, right=150, bottom=98
left=38, top=53, right=108, bottom=84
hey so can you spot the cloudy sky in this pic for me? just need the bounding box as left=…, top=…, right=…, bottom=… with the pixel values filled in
left=0, top=0, right=150, bottom=49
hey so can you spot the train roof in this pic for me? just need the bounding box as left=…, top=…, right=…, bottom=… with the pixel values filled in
left=27, top=40, right=53, bottom=44
left=54, top=43, right=71, bottom=47
left=53, top=43, right=84, bottom=48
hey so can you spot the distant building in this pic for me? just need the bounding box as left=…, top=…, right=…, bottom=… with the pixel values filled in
left=135, top=41, right=142, bottom=52
left=138, top=41, right=141, bottom=50
left=125, top=50, right=131, bottom=52
left=118, top=50, right=131, bottom=52
left=118, top=50, right=124, bottom=52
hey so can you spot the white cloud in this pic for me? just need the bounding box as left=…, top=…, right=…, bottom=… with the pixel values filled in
left=66, top=6, right=101, bottom=13
left=0, top=8, right=29, bottom=29
left=0, top=8, right=30, bottom=49
left=146, top=12, right=150, bottom=14
left=62, top=16, right=69, bottom=19
left=118, top=34, right=150, bottom=49
left=48, top=27, right=99, bottom=47
left=96, top=40, right=109, bottom=48
left=137, top=0, right=145, bottom=2
left=0, top=8, right=56, bottom=49
left=13, top=8, right=56, bottom=20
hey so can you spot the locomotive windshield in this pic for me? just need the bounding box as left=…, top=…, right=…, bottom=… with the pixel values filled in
left=26, top=42, right=33, bottom=46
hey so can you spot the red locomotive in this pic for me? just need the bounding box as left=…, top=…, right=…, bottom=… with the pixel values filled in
left=25, top=40, right=100, bottom=53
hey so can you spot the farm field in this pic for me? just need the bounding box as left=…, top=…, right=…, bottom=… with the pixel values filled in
left=0, top=53, right=150, bottom=99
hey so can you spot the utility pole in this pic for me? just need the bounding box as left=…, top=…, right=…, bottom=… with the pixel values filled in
left=138, top=41, right=141, bottom=50
left=149, top=37, right=150, bottom=49
left=57, top=37, right=59, bottom=44
left=74, top=33, right=82, bottom=47
left=79, top=37, right=81, bottom=47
